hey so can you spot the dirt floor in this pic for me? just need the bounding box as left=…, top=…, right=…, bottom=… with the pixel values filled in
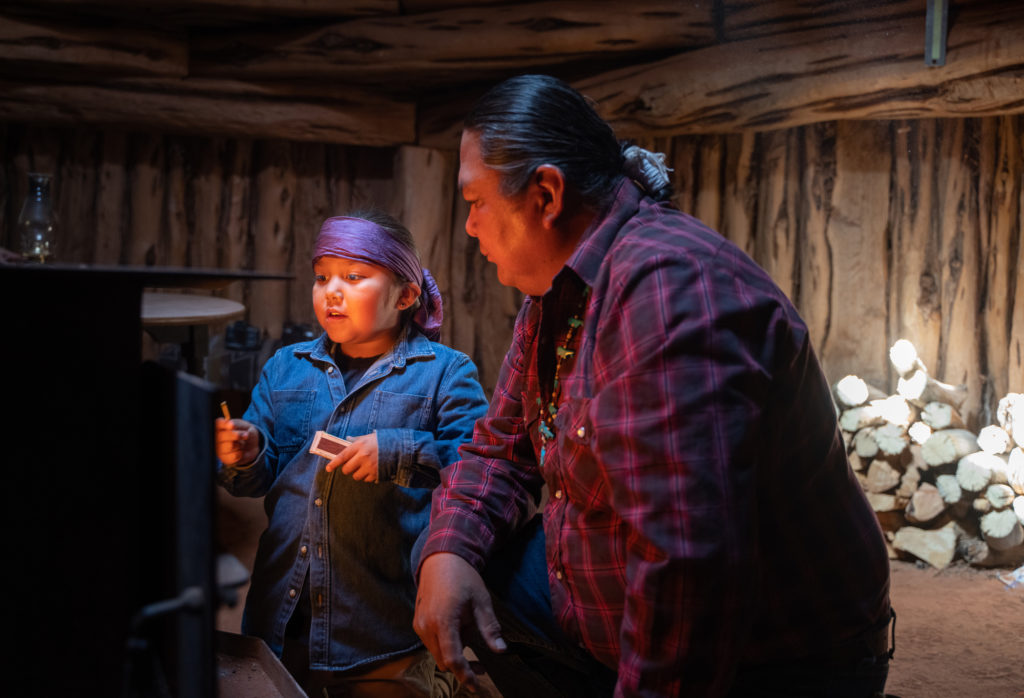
left=215, top=492, right=1024, bottom=697
left=884, top=559, right=1023, bottom=697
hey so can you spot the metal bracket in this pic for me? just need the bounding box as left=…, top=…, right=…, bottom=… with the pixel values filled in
left=925, top=0, right=950, bottom=66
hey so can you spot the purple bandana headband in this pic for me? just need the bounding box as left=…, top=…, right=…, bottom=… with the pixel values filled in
left=313, top=216, right=443, bottom=341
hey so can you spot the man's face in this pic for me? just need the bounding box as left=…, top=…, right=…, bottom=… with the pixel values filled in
left=458, top=130, right=556, bottom=296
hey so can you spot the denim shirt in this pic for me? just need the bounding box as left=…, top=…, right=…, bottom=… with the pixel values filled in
left=217, top=327, right=487, bottom=671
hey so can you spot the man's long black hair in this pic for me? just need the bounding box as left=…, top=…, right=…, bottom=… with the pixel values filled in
left=464, top=74, right=627, bottom=210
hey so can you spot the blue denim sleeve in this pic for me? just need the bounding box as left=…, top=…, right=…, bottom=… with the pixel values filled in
left=376, top=352, right=488, bottom=483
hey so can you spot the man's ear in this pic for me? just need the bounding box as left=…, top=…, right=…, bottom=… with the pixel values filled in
left=532, top=164, right=566, bottom=230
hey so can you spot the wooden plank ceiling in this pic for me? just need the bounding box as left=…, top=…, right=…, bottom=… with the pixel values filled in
left=0, top=0, right=1020, bottom=148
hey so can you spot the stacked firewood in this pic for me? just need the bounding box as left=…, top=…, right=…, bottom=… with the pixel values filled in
left=834, top=339, right=1024, bottom=570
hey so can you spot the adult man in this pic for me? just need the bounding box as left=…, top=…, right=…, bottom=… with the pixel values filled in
left=413, top=74, right=893, bottom=697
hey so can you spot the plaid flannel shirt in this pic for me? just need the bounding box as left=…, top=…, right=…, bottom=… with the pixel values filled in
left=422, top=179, right=891, bottom=697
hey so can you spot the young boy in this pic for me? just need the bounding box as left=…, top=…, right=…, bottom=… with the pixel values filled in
left=216, top=211, right=488, bottom=697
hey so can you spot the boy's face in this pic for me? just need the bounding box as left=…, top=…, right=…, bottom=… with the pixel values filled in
left=312, top=256, right=412, bottom=357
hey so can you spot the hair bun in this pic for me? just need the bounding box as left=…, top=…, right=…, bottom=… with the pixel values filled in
left=622, top=145, right=673, bottom=201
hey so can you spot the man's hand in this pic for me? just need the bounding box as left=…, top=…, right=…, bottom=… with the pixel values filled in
left=413, top=552, right=507, bottom=693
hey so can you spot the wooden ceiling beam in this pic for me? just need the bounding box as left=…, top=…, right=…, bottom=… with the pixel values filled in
left=169, top=0, right=398, bottom=13
left=11, top=0, right=400, bottom=19
left=719, top=0, right=927, bottom=42
left=0, top=0, right=1020, bottom=147
left=0, top=12, right=187, bottom=78
left=399, top=0, right=508, bottom=11
left=576, top=3, right=1024, bottom=138
left=0, top=77, right=415, bottom=145
left=188, top=0, right=711, bottom=85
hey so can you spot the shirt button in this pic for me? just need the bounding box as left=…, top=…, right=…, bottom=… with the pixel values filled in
left=315, top=498, right=323, bottom=507
left=327, top=366, right=335, bottom=373
left=577, top=426, right=586, bottom=438
left=554, top=490, right=563, bottom=499
left=288, top=588, right=297, bottom=598
left=300, top=546, right=308, bottom=556
left=555, top=570, right=563, bottom=580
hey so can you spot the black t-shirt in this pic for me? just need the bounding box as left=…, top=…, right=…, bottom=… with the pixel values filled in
left=335, top=350, right=380, bottom=393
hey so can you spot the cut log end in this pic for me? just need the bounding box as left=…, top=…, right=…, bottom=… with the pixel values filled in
left=923, top=429, right=979, bottom=467
left=935, top=473, right=963, bottom=504
left=905, top=482, right=946, bottom=524
left=977, top=424, right=1012, bottom=455
left=888, top=338, right=921, bottom=378
left=874, top=423, right=910, bottom=457
left=921, top=401, right=964, bottom=430
left=985, top=483, right=1016, bottom=510
left=996, top=393, right=1024, bottom=448
left=956, top=451, right=1009, bottom=492
left=892, top=522, right=957, bottom=569
left=865, top=459, right=901, bottom=494
left=898, top=370, right=968, bottom=410
left=980, top=509, right=1024, bottom=551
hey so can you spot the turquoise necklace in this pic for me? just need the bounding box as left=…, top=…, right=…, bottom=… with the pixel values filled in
left=538, top=286, right=590, bottom=467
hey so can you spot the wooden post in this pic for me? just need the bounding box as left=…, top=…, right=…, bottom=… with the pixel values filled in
left=936, top=118, right=983, bottom=430
left=190, top=138, right=226, bottom=271
left=978, top=116, right=1020, bottom=423
left=94, top=131, right=126, bottom=264
left=221, top=139, right=253, bottom=305
left=58, top=128, right=99, bottom=264
left=821, top=120, right=890, bottom=387
left=754, top=128, right=799, bottom=304
left=289, top=141, right=332, bottom=327
left=798, top=122, right=836, bottom=356
left=393, top=145, right=457, bottom=345
left=249, top=140, right=296, bottom=340
left=721, top=131, right=757, bottom=260
left=164, top=140, right=188, bottom=267
left=889, top=119, right=942, bottom=379
left=127, top=133, right=164, bottom=266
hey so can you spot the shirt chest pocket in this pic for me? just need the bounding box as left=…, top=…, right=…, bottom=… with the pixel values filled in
left=555, top=395, right=609, bottom=510
left=556, top=395, right=593, bottom=452
left=369, top=389, right=432, bottom=430
left=271, top=389, right=316, bottom=451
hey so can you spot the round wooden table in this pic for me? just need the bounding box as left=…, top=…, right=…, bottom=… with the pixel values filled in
left=142, top=291, right=246, bottom=326
left=142, top=291, right=246, bottom=376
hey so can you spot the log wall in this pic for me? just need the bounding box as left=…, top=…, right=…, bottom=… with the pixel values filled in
left=2, top=115, right=1020, bottom=424
left=638, top=115, right=1022, bottom=429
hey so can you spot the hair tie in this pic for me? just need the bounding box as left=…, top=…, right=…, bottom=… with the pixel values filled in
left=622, top=145, right=673, bottom=200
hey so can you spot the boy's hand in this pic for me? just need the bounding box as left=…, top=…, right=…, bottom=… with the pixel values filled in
left=325, top=432, right=379, bottom=482
left=216, top=417, right=259, bottom=467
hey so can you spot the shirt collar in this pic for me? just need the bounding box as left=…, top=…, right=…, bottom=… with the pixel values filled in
left=299, top=324, right=435, bottom=369
left=560, top=177, right=645, bottom=290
